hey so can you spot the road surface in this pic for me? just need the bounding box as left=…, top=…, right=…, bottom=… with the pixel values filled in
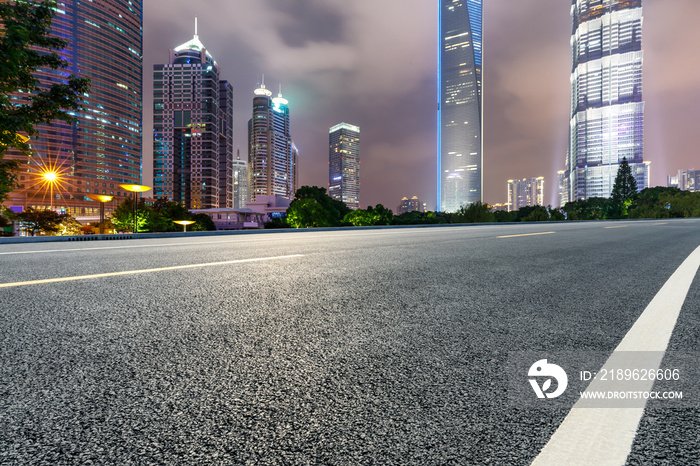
left=1, top=220, right=698, bottom=464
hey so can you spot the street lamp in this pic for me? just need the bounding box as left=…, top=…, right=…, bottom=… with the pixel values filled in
left=173, top=220, right=195, bottom=232
left=86, top=194, right=113, bottom=234
left=119, top=184, right=151, bottom=234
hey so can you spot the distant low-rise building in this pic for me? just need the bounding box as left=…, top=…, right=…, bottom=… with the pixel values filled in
left=397, top=196, right=425, bottom=214
left=246, top=194, right=291, bottom=222
left=507, top=177, right=544, bottom=212
left=190, top=208, right=264, bottom=230
left=667, top=169, right=699, bottom=192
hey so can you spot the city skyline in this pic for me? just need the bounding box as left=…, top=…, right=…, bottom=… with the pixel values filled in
left=141, top=0, right=700, bottom=209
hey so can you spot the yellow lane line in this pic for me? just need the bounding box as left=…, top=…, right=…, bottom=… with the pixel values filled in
left=0, top=254, right=304, bottom=289
left=604, top=225, right=629, bottom=229
left=497, top=231, right=556, bottom=239
left=653, top=223, right=668, bottom=226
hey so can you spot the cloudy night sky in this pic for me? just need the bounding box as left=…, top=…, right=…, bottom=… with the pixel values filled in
left=142, top=0, right=700, bottom=209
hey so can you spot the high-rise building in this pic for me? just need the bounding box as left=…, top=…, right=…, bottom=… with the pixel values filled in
left=438, top=0, right=483, bottom=212
left=248, top=82, right=296, bottom=202
left=397, top=196, right=425, bottom=215
left=4, top=0, right=143, bottom=219
left=232, top=149, right=248, bottom=209
left=328, top=123, right=360, bottom=209
left=507, top=177, right=545, bottom=212
left=558, top=170, right=568, bottom=207
left=667, top=169, right=699, bottom=192
left=563, top=0, right=649, bottom=202
left=152, top=26, right=233, bottom=210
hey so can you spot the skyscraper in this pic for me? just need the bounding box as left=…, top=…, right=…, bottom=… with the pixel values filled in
left=248, top=82, right=296, bottom=202
left=507, top=177, right=545, bottom=212
left=231, top=150, right=248, bottom=209
left=563, top=0, right=649, bottom=202
left=328, top=123, right=360, bottom=210
left=438, top=0, right=483, bottom=212
left=5, top=0, right=143, bottom=219
left=152, top=26, right=233, bottom=210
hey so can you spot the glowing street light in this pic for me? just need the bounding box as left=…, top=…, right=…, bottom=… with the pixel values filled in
left=173, top=220, right=195, bottom=232
left=86, top=194, right=114, bottom=234
left=119, top=184, right=151, bottom=234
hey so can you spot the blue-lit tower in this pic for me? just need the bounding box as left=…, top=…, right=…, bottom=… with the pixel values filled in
left=438, top=0, right=483, bottom=212
left=563, top=0, right=649, bottom=202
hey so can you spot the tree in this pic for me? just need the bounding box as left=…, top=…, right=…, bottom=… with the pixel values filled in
left=452, top=201, right=495, bottom=223
left=286, top=186, right=350, bottom=228
left=609, top=157, right=638, bottom=218
left=110, top=198, right=150, bottom=232
left=342, top=204, right=394, bottom=226
left=11, top=206, right=66, bottom=236
left=0, top=1, right=91, bottom=203
left=286, top=198, right=332, bottom=228
left=522, top=205, right=550, bottom=222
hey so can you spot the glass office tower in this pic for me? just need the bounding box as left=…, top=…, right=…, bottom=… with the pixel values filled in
left=438, top=0, right=483, bottom=212
left=328, top=123, right=360, bottom=210
left=5, top=0, right=143, bottom=219
left=564, top=0, right=649, bottom=202
left=152, top=30, right=233, bottom=209
left=248, top=83, right=295, bottom=202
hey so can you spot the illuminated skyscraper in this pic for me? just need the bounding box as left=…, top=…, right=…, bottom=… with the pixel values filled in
left=5, top=0, right=143, bottom=219
left=563, top=0, right=649, bottom=201
left=328, top=123, right=360, bottom=209
left=232, top=150, right=248, bottom=208
left=507, top=177, right=545, bottom=212
left=438, top=0, right=483, bottom=212
left=248, top=82, right=296, bottom=202
left=152, top=26, right=233, bottom=209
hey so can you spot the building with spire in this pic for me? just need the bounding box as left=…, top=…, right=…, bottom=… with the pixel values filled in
left=4, top=0, right=143, bottom=220
left=248, top=80, right=296, bottom=202
left=562, top=0, right=649, bottom=202
left=152, top=20, right=233, bottom=209
left=438, top=0, right=483, bottom=212
left=328, top=122, right=360, bottom=210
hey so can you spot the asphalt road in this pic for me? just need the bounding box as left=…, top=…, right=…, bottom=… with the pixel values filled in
left=1, top=220, right=699, bottom=465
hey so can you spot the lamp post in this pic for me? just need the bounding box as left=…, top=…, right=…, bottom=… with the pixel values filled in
left=173, top=220, right=195, bottom=232
left=119, top=184, right=151, bottom=234
left=86, top=194, right=114, bottom=234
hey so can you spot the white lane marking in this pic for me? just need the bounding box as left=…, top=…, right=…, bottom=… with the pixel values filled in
left=653, top=223, right=668, bottom=226
left=0, top=226, right=514, bottom=256
left=497, top=231, right=556, bottom=239
left=531, top=244, right=700, bottom=466
left=0, top=254, right=304, bottom=288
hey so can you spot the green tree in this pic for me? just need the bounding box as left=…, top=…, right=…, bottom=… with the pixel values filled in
left=522, top=205, right=549, bottom=222
left=286, top=186, right=350, bottom=228
left=562, top=197, right=611, bottom=220
left=452, top=201, right=495, bottom=223
left=609, top=157, right=638, bottom=218
left=0, top=0, right=91, bottom=203
left=286, top=198, right=333, bottom=228
left=110, top=198, right=150, bottom=232
left=11, top=206, right=66, bottom=236
left=190, top=213, right=216, bottom=231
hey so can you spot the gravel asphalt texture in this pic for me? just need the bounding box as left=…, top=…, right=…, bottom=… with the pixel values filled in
left=1, top=220, right=699, bottom=465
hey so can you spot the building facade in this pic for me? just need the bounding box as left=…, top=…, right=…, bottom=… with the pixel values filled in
left=438, top=0, right=483, bottom=212
left=4, top=0, right=143, bottom=220
left=507, top=177, right=545, bottom=212
left=667, top=169, right=700, bottom=192
left=248, top=83, right=296, bottom=202
left=328, top=123, right=360, bottom=210
left=397, top=196, right=425, bottom=215
left=231, top=150, right=248, bottom=209
left=563, top=0, right=649, bottom=202
left=152, top=29, right=233, bottom=210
